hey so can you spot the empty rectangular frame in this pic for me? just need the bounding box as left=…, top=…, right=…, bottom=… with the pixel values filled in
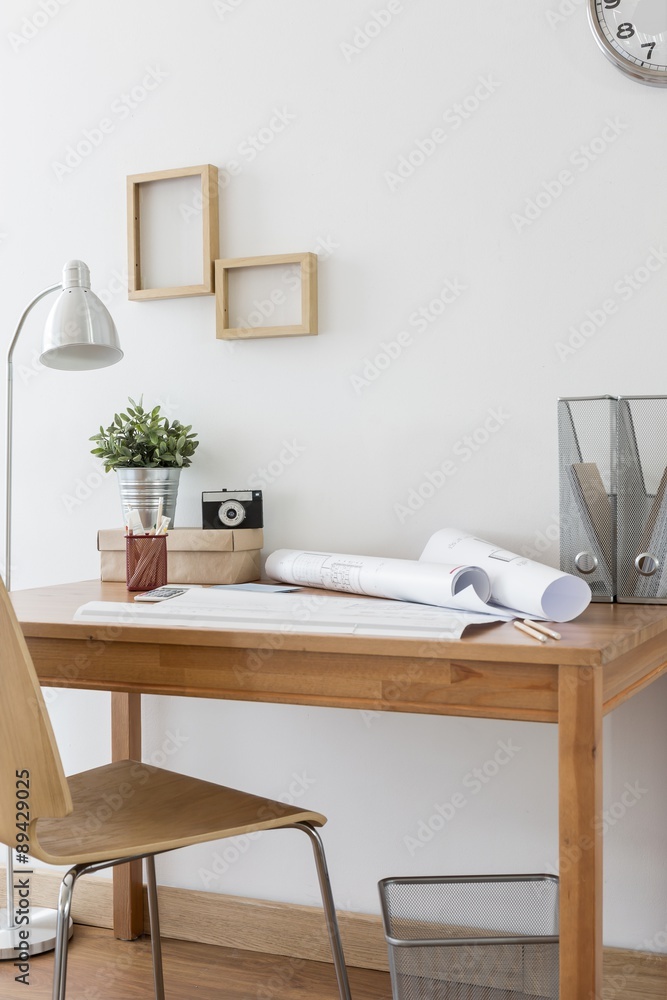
left=128, top=164, right=219, bottom=300
left=215, top=252, right=318, bottom=340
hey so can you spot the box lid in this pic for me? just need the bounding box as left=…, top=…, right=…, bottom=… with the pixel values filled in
left=97, top=527, right=263, bottom=553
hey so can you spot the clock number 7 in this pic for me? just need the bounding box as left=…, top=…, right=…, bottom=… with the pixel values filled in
left=641, top=42, right=656, bottom=60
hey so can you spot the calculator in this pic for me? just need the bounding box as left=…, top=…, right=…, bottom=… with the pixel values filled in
left=133, top=587, right=188, bottom=602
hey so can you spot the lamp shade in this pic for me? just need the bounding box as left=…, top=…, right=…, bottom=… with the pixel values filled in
left=40, top=260, right=123, bottom=371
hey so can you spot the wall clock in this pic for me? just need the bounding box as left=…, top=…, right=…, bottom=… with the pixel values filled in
left=588, top=0, right=667, bottom=86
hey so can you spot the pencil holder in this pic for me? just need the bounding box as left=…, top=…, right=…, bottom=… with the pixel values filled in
left=617, top=396, right=667, bottom=602
left=558, top=396, right=617, bottom=601
left=125, top=534, right=167, bottom=592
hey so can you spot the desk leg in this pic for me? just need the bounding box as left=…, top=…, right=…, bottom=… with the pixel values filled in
left=111, top=692, right=144, bottom=940
left=558, top=665, right=603, bottom=1000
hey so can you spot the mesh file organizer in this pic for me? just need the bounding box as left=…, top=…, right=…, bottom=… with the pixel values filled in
left=616, top=395, right=667, bottom=602
left=558, top=396, right=617, bottom=602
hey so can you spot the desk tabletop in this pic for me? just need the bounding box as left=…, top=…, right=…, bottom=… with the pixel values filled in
left=11, top=579, right=667, bottom=668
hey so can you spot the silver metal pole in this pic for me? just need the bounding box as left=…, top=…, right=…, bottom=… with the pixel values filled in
left=5, top=283, right=60, bottom=592
left=1, top=281, right=59, bottom=955
left=2, top=267, right=119, bottom=959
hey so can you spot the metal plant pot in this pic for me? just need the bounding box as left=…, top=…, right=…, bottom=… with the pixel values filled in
left=115, top=467, right=181, bottom=532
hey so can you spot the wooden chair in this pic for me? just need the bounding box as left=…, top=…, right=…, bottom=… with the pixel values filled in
left=0, top=580, right=351, bottom=1000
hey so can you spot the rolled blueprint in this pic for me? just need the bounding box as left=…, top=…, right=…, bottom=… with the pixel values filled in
left=420, top=528, right=591, bottom=622
left=265, top=549, right=492, bottom=612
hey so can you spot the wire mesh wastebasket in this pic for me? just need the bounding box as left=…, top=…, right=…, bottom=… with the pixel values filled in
left=379, top=875, right=559, bottom=1000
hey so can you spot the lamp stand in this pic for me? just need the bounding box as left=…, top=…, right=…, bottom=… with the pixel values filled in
left=3, top=261, right=121, bottom=958
left=2, top=282, right=72, bottom=959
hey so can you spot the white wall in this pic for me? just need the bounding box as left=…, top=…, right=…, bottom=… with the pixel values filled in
left=1, top=0, right=666, bottom=953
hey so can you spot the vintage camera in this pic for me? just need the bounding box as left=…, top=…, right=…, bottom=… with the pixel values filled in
left=202, top=489, right=263, bottom=530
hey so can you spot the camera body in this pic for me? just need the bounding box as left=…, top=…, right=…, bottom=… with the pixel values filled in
left=202, top=489, right=264, bottom=530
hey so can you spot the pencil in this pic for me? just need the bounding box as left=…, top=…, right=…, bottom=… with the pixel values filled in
left=513, top=620, right=547, bottom=643
left=523, top=619, right=561, bottom=640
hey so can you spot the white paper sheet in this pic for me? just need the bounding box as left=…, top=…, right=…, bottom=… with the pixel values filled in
left=264, top=549, right=493, bottom=612
left=74, top=587, right=511, bottom=639
left=419, top=528, right=591, bottom=622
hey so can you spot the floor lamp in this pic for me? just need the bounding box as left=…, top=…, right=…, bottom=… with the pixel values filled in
left=1, top=259, right=123, bottom=959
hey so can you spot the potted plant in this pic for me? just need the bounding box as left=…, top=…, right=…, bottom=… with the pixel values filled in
left=90, top=396, right=199, bottom=529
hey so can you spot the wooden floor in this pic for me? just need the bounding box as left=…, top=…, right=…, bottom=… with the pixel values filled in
left=0, top=924, right=391, bottom=999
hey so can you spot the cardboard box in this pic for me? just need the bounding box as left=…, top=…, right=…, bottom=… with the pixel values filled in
left=98, top=528, right=262, bottom=585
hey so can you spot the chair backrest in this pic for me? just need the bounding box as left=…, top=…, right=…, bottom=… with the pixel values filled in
left=0, top=578, right=72, bottom=844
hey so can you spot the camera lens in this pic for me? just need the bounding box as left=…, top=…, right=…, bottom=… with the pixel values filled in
left=218, top=500, right=246, bottom=526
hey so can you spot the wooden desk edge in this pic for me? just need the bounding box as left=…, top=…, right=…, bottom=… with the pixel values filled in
left=14, top=579, right=667, bottom=667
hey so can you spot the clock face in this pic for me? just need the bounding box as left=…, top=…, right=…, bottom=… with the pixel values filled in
left=589, top=0, right=667, bottom=85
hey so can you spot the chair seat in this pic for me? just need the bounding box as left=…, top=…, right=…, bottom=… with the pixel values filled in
left=32, top=760, right=326, bottom=866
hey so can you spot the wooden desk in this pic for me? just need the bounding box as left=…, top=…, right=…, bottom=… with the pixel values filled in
left=11, top=580, right=667, bottom=1000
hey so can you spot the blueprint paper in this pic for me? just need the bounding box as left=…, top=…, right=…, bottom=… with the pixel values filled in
left=420, top=528, right=591, bottom=622
left=74, top=587, right=511, bottom=638
left=265, top=549, right=493, bottom=612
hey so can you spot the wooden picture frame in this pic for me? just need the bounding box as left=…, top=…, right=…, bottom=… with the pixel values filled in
left=215, top=252, right=318, bottom=340
left=127, top=164, right=219, bottom=301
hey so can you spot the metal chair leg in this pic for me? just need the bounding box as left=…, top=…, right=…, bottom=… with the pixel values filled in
left=52, top=868, right=78, bottom=1000
left=145, top=855, right=166, bottom=1000
left=295, top=822, right=352, bottom=1000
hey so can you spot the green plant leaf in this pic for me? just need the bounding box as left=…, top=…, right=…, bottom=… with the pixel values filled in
left=90, top=396, right=199, bottom=470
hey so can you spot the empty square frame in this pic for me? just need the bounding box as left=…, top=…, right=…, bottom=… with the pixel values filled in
left=215, top=253, right=318, bottom=340
left=127, top=164, right=219, bottom=300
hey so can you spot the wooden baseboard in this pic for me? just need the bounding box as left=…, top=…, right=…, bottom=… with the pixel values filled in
left=13, top=869, right=667, bottom=997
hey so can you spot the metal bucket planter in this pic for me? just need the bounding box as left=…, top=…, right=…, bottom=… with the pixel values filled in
left=115, top=467, right=181, bottom=532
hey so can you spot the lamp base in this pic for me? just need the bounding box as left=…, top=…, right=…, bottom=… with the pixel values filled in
left=0, top=907, right=72, bottom=959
